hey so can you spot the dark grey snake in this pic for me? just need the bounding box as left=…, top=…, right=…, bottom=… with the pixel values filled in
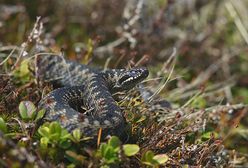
left=36, top=55, right=148, bottom=139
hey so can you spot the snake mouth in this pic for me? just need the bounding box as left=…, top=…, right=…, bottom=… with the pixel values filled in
left=118, top=67, right=149, bottom=90
left=119, top=74, right=132, bottom=85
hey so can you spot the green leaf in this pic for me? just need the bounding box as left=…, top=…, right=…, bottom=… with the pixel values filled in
left=100, top=143, right=118, bottom=164
left=141, top=150, right=156, bottom=166
left=49, top=122, right=62, bottom=135
left=100, top=143, right=108, bottom=156
left=123, top=144, right=140, bottom=156
left=38, top=126, right=50, bottom=137
left=40, top=137, right=49, bottom=148
left=49, top=133, right=61, bottom=142
left=153, top=154, right=169, bottom=164
left=104, top=148, right=116, bottom=163
left=201, top=131, right=218, bottom=140
left=19, top=101, right=37, bottom=121
left=72, top=129, right=81, bottom=142
left=19, top=102, right=28, bottom=119
left=143, top=150, right=155, bottom=162
left=105, top=154, right=117, bottom=164
left=35, top=109, right=46, bottom=121
left=108, top=136, right=121, bottom=151
left=61, top=129, right=71, bottom=140
left=103, top=145, right=113, bottom=158
left=141, top=151, right=169, bottom=166
left=0, top=117, right=7, bottom=133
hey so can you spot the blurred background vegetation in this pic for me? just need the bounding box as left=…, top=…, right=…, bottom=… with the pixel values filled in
left=0, top=0, right=248, bottom=167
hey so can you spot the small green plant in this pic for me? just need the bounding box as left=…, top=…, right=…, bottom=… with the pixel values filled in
left=38, top=122, right=72, bottom=149
left=201, top=131, right=219, bottom=141
left=141, top=150, right=169, bottom=168
left=97, top=136, right=140, bottom=167
left=19, top=101, right=45, bottom=122
left=13, top=59, right=32, bottom=85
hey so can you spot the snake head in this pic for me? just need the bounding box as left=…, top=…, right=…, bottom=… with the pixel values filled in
left=113, top=67, right=149, bottom=91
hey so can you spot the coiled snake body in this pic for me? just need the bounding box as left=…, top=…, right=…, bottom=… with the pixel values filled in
left=36, top=55, right=148, bottom=139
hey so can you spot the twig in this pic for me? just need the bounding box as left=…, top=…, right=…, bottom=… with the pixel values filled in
left=94, top=37, right=126, bottom=56
left=186, top=104, right=247, bottom=120
left=0, top=45, right=20, bottom=52
left=168, top=76, right=236, bottom=101
left=11, top=16, right=42, bottom=71
left=168, top=53, right=238, bottom=98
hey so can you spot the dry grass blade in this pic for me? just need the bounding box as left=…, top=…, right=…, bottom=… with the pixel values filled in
left=148, top=48, right=177, bottom=102
left=226, top=1, right=248, bottom=45
left=0, top=47, right=17, bottom=66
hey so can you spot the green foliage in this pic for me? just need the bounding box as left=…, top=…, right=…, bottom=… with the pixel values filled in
left=38, top=122, right=72, bottom=149
left=98, top=136, right=121, bottom=165
left=35, top=109, right=46, bottom=121
left=36, top=122, right=73, bottom=163
left=97, top=136, right=140, bottom=166
left=141, top=150, right=169, bottom=167
left=13, top=59, right=32, bottom=85
left=71, top=129, right=81, bottom=143
left=123, top=144, right=140, bottom=156
left=19, top=101, right=45, bottom=122
left=201, top=131, right=219, bottom=141
left=0, top=117, right=7, bottom=133
left=19, top=101, right=36, bottom=121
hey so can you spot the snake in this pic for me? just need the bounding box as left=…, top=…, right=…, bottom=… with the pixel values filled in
left=36, top=54, right=149, bottom=139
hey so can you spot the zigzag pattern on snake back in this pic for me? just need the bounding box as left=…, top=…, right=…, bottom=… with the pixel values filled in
left=36, top=54, right=149, bottom=139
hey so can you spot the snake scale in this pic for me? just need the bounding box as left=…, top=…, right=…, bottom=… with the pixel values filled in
left=36, top=55, right=149, bottom=139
